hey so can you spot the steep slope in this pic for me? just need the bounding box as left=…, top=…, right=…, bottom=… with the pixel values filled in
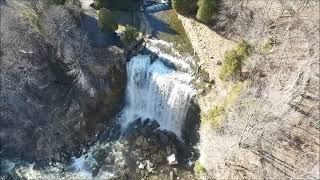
left=0, top=1, right=126, bottom=163
left=179, top=0, right=319, bottom=179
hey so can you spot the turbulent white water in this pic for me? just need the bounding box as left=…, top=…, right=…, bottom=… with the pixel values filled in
left=121, top=54, right=195, bottom=137
left=68, top=41, right=196, bottom=178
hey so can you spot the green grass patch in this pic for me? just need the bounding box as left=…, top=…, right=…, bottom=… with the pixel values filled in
left=201, top=105, right=225, bottom=127
left=224, top=82, right=245, bottom=106
left=194, top=160, right=206, bottom=175
left=260, top=38, right=275, bottom=54
left=219, top=40, right=251, bottom=81
left=201, top=82, right=246, bottom=127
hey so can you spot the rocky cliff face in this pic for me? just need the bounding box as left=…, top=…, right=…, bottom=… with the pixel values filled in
left=180, top=0, right=319, bottom=179
left=0, top=2, right=126, bottom=163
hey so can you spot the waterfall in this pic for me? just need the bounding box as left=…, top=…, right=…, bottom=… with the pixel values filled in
left=121, top=54, right=195, bottom=137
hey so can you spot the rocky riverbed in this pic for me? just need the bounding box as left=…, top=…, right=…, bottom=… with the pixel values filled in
left=3, top=118, right=195, bottom=179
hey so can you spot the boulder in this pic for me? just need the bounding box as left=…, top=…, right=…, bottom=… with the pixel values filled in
left=138, top=162, right=145, bottom=169
left=167, top=154, right=178, bottom=165
left=148, top=120, right=160, bottom=130
left=124, top=118, right=192, bottom=178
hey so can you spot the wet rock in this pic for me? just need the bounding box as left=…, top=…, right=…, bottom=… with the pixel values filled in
left=166, top=146, right=173, bottom=155
left=105, top=156, right=113, bottom=164
left=143, top=118, right=151, bottom=127
left=124, top=118, right=192, bottom=178
left=149, top=143, right=159, bottom=153
left=52, top=153, right=61, bottom=162
left=138, top=162, right=145, bottom=169
left=132, top=118, right=142, bottom=127
left=148, top=119, right=160, bottom=130
left=141, top=138, right=150, bottom=151
left=92, top=167, right=100, bottom=177
left=136, top=135, right=144, bottom=147
left=167, top=154, right=178, bottom=165
left=146, top=160, right=154, bottom=173
left=166, top=131, right=177, bottom=141
left=151, top=152, right=166, bottom=164
left=150, top=54, right=159, bottom=64
left=157, top=130, right=169, bottom=144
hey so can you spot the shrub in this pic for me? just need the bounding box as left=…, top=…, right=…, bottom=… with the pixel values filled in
left=172, top=0, right=198, bottom=15
left=98, top=8, right=117, bottom=33
left=260, top=38, right=275, bottom=54
left=219, top=40, right=251, bottom=81
left=224, top=82, right=245, bottom=106
left=120, top=25, right=139, bottom=47
left=65, top=0, right=82, bottom=20
left=93, top=0, right=104, bottom=9
left=20, top=1, right=42, bottom=32
left=201, top=82, right=245, bottom=127
left=194, top=160, right=206, bottom=175
left=196, top=0, right=217, bottom=24
left=201, top=105, right=225, bottom=127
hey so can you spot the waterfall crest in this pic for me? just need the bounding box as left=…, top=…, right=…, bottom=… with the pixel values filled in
left=122, top=54, right=195, bottom=137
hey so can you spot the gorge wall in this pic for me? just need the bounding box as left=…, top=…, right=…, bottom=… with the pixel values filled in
left=0, top=1, right=126, bottom=163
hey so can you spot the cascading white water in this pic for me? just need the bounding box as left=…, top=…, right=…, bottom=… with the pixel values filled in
left=68, top=41, right=196, bottom=178
left=121, top=54, right=195, bottom=137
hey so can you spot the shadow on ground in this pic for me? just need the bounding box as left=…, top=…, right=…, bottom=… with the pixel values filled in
left=81, top=14, right=121, bottom=48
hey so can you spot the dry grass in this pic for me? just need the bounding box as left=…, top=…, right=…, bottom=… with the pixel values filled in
left=198, top=0, right=320, bottom=179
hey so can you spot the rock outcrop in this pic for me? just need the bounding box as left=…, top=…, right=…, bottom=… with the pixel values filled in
left=3, top=119, right=195, bottom=180
left=0, top=2, right=126, bottom=163
left=124, top=118, right=193, bottom=179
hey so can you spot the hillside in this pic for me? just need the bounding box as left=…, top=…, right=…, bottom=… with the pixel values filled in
left=178, top=0, right=319, bottom=179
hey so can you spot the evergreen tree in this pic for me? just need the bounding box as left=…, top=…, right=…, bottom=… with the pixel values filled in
left=196, top=0, right=217, bottom=24
left=172, top=0, right=197, bottom=15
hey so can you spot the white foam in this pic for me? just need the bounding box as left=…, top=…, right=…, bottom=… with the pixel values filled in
left=122, top=54, right=195, bottom=137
